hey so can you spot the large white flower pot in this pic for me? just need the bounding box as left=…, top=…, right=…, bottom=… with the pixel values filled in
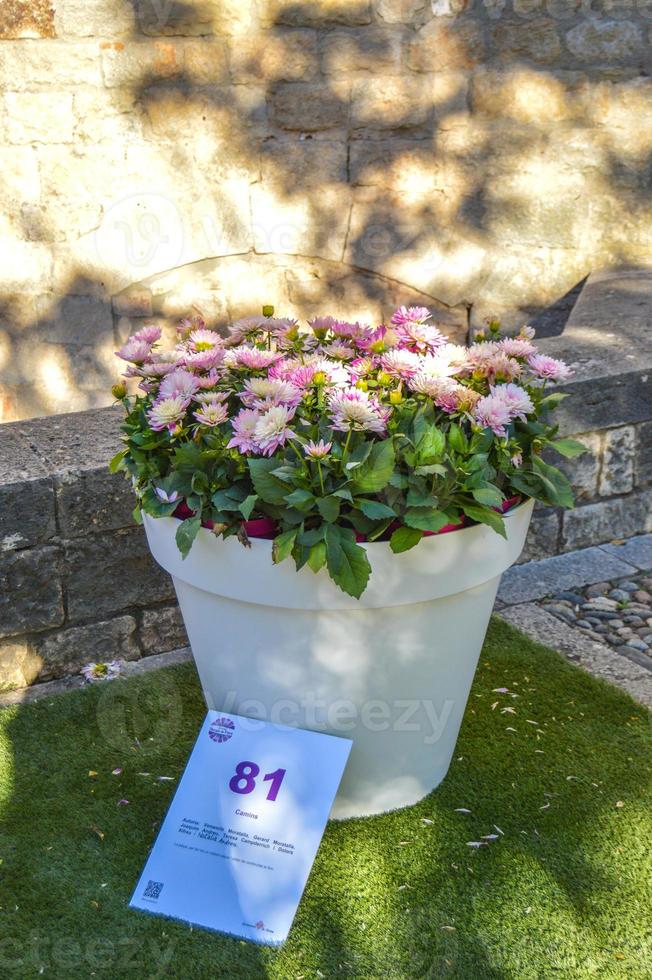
left=144, top=499, right=533, bottom=819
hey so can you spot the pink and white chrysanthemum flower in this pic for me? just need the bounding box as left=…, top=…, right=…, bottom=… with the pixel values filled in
left=347, top=356, right=377, bottom=381
left=194, top=390, right=228, bottom=406
left=379, top=348, right=422, bottom=380
left=225, top=316, right=268, bottom=345
left=331, top=320, right=369, bottom=341
left=154, top=487, right=179, bottom=503
left=196, top=369, right=224, bottom=389
left=182, top=348, right=225, bottom=372
left=227, top=409, right=261, bottom=453
left=483, top=353, right=522, bottom=381
left=287, top=364, right=321, bottom=388
left=240, top=378, right=302, bottom=408
left=490, top=383, right=534, bottom=420
left=116, top=337, right=154, bottom=363
left=321, top=340, right=356, bottom=361
left=419, top=344, right=468, bottom=379
left=395, top=321, right=447, bottom=353
left=194, top=403, right=229, bottom=427
left=465, top=342, right=501, bottom=369
left=187, top=328, right=224, bottom=351
left=308, top=315, right=336, bottom=336
left=328, top=389, right=389, bottom=434
left=498, top=337, right=537, bottom=359
left=408, top=373, right=456, bottom=399
left=527, top=353, right=572, bottom=382
left=357, top=324, right=400, bottom=354
left=158, top=369, right=201, bottom=400
left=520, top=325, right=536, bottom=340
left=224, top=347, right=283, bottom=370
left=81, top=660, right=123, bottom=683
left=473, top=393, right=513, bottom=437
left=390, top=305, right=432, bottom=326
left=147, top=395, right=190, bottom=432
left=132, top=324, right=162, bottom=345
left=253, top=405, right=297, bottom=456
left=304, top=439, right=332, bottom=460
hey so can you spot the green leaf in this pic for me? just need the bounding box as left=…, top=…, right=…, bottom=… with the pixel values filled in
left=460, top=502, right=507, bottom=538
left=472, top=485, right=504, bottom=508
left=298, top=526, right=325, bottom=548
left=344, top=441, right=373, bottom=471
left=324, top=525, right=371, bottom=599
left=350, top=439, right=396, bottom=493
left=307, top=540, right=327, bottom=574
left=173, top=443, right=203, bottom=473
left=356, top=499, right=396, bottom=520
left=390, top=526, right=423, bottom=554
left=248, top=458, right=291, bottom=505
left=532, top=457, right=574, bottom=508
left=211, top=490, right=243, bottom=512
left=317, top=496, right=340, bottom=522
left=239, top=494, right=258, bottom=520
left=448, top=423, right=468, bottom=454
left=175, top=516, right=202, bottom=559
left=272, top=528, right=298, bottom=564
left=284, top=488, right=315, bottom=509
left=333, top=487, right=354, bottom=502
left=109, top=449, right=128, bottom=474
left=540, top=392, right=568, bottom=410
left=551, top=438, right=587, bottom=459
left=415, top=463, right=446, bottom=476
left=132, top=504, right=143, bottom=525
left=416, top=424, right=445, bottom=461
left=403, top=508, right=450, bottom=532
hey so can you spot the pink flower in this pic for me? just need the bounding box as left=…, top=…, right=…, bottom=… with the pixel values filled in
left=348, top=356, right=377, bottom=381
left=224, top=347, right=283, bottom=370
left=528, top=353, right=572, bottom=382
left=474, top=393, right=513, bottom=437
left=321, top=340, right=355, bottom=361
left=116, top=338, right=153, bottom=363
left=81, top=660, right=123, bottom=683
left=240, top=378, right=301, bottom=408
left=331, top=320, right=369, bottom=340
left=132, top=325, right=162, bottom=345
left=390, top=305, right=431, bottom=326
left=253, top=405, right=297, bottom=456
left=329, top=389, right=389, bottom=434
left=357, top=324, right=400, bottom=354
left=490, top=383, right=534, bottom=420
left=395, top=321, right=447, bottom=354
left=380, top=349, right=421, bottom=380
left=194, top=390, right=229, bottom=405
left=196, top=370, right=223, bottom=389
left=511, top=452, right=523, bottom=467
left=154, top=487, right=179, bottom=503
left=308, top=315, right=336, bottom=336
left=158, top=369, right=200, bottom=400
left=194, top=403, right=229, bottom=426
left=147, top=395, right=190, bottom=432
left=182, top=348, right=225, bottom=371
left=304, top=439, right=332, bottom=460
left=188, top=328, right=223, bottom=351
left=498, top=337, right=536, bottom=359
left=225, top=316, right=268, bottom=345
left=227, top=409, right=261, bottom=453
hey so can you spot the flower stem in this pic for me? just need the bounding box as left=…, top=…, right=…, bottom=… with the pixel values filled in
left=317, top=460, right=325, bottom=496
left=341, top=428, right=353, bottom=470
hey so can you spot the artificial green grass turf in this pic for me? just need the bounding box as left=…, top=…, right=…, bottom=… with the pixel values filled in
left=0, top=618, right=650, bottom=979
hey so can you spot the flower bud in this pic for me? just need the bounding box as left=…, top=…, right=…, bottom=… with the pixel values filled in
left=389, top=389, right=403, bottom=405
left=355, top=379, right=368, bottom=392
left=377, top=371, right=392, bottom=386
left=262, top=305, right=275, bottom=317
left=111, top=382, right=127, bottom=400
left=313, top=371, right=327, bottom=386
left=532, top=438, right=542, bottom=454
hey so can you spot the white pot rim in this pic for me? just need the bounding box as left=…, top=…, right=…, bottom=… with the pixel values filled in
left=143, top=498, right=533, bottom=611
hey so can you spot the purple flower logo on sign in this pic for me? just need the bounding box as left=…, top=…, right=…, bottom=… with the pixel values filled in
left=209, top=717, right=235, bottom=744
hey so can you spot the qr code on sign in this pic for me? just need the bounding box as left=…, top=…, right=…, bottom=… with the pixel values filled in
left=143, top=880, right=164, bottom=900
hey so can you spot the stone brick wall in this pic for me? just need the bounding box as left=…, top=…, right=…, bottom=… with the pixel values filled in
left=0, top=0, right=651, bottom=420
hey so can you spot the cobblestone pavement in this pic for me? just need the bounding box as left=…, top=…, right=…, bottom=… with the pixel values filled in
left=498, top=533, right=652, bottom=709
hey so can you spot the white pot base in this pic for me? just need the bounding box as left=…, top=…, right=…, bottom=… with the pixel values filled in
left=144, top=500, right=533, bottom=818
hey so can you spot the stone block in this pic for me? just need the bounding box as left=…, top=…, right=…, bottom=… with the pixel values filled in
left=63, top=527, right=175, bottom=621
left=565, top=19, right=643, bottom=61
left=562, top=491, right=652, bottom=552
left=140, top=605, right=188, bottom=654
left=260, top=138, right=348, bottom=187
left=56, top=468, right=135, bottom=539
left=0, top=147, right=41, bottom=209
left=265, top=0, right=373, bottom=25
left=57, top=0, right=136, bottom=37
left=101, top=40, right=183, bottom=87
left=407, top=19, right=485, bottom=71
left=599, top=426, right=635, bottom=496
left=5, top=92, right=74, bottom=144
left=133, top=0, right=219, bottom=35
left=0, top=39, right=102, bottom=90
left=31, top=295, right=114, bottom=346
left=0, top=427, right=55, bottom=552
left=271, top=81, right=350, bottom=130
left=0, top=240, right=53, bottom=291
left=555, top=373, right=652, bottom=434
left=518, top=506, right=561, bottom=563
left=229, top=29, right=318, bottom=83
left=470, top=69, right=573, bottom=122
left=0, top=0, right=55, bottom=38
left=551, top=431, right=601, bottom=502
left=490, top=18, right=561, bottom=64
left=37, top=615, right=140, bottom=682
left=321, top=27, right=403, bottom=73
left=351, top=76, right=431, bottom=128
left=498, top=544, right=638, bottom=605
left=600, top=534, right=652, bottom=572
left=0, top=547, right=63, bottom=638
left=15, top=406, right=124, bottom=478
left=637, top=421, right=652, bottom=488
left=0, top=639, right=43, bottom=691
left=112, top=284, right=153, bottom=317
left=375, top=0, right=428, bottom=21
left=181, top=38, right=230, bottom=84
left=250, top=181, right=352, bottom=261
left=74, top=87, right=143, bottom=144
